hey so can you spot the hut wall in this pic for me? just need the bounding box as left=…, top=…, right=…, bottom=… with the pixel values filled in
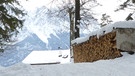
left=116, top=28, right=135, bottom=52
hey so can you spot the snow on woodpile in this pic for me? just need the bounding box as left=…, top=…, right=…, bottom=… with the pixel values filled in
left=72, top=20, right=135, bottom=45
left=71, top=20, right=135, bottom=62
left=73, top=31, right=122, bottom=62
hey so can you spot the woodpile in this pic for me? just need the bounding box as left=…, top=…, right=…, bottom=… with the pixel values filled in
left=73, top=31, right=122, bottom=63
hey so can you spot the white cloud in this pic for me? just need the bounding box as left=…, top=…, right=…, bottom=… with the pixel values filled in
left=19, top=0, right=51, bottom=11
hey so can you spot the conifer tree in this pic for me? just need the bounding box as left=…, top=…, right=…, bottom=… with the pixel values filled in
left=100, top=13, right=113, bottom=27
left=0, top=0, right=25, bottom=51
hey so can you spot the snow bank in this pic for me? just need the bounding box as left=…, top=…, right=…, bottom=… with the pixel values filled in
left=0, top=52, right=135, bottom=76
left=72, top=20, right=135, bottom=44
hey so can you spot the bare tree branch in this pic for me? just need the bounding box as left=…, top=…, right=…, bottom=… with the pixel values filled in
left=46, top=0, right=99, bottom=39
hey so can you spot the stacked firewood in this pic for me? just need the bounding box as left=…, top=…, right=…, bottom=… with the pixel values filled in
left=73, top=31, right=122, bottom=63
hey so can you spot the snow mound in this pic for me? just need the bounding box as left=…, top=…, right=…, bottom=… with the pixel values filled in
left=1, top=52, right=135, bottom=76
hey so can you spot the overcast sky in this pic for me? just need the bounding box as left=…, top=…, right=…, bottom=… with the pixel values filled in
left=19, top=0, right=51, bottom=11
left=19, top=0, right=133, bottom=22
left=93, top=0, right=133, bottom=22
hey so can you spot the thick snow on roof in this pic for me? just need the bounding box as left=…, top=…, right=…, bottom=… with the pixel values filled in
left=72, top=20, right=135, bottom=44
left=22, top=50, right=70, bottom=64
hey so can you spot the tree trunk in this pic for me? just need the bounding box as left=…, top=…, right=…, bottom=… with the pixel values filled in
left=70, top=12, right=75, bottom=41
left=75, top=0, right=80, bottom=38
left=69, top=7, right=75, bottom=58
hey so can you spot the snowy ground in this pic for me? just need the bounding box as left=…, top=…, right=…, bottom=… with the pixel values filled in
left=0, top=0, right=135, bottom=76
left=0, top=52, right=135, bottom=76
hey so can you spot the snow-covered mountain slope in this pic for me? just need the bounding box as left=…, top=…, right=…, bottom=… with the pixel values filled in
left=0, top=32, right=69, bottom=67
left=20, top=6, right=70, bottom=50
left=0, top=3, right=70, bottom=67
